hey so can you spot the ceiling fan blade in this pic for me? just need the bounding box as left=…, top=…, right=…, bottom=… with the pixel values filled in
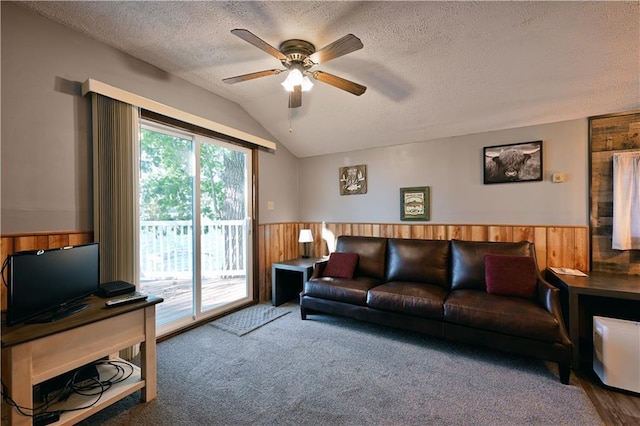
left=231, top=29, right=287, bottom=61
left=288, top=85, right=302, bottom=108
left=308, top=34, right=363, bottom=64
left=223, top=69, right=284, bottom=84
left=311, top=71, right=367, bottom=96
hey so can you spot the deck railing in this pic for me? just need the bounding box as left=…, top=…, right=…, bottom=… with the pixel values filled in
left=140, top=220, right=246, bottom=280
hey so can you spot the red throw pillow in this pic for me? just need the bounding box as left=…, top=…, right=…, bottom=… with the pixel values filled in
left=322, top=252, right=359, bottom=279
left=484, top=254, right=538, bottom=300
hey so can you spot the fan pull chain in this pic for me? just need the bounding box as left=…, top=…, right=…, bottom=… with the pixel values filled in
left=288, top=93, right=293, bottom=133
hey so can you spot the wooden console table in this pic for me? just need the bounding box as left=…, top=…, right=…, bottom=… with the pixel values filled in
left=1, top=295, right=162, bottom=425
left=545, top=269, right=640, bottom=370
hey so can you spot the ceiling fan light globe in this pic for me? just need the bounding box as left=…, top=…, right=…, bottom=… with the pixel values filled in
left=281, top=80, right=295, bottom=92
left=301, top=76, right=314, bottom=92
left=283, top=68, right=303, bottom=86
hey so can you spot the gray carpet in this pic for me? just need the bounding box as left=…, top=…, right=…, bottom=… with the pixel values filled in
left=209, top=304, right=291, bottom=336
left=81, top=303, right=602, bottom=425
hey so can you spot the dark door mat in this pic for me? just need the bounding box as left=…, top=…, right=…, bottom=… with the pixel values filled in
left=209, top=304, right=291, bottom=336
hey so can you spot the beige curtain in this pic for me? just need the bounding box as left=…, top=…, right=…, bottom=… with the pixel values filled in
left=612, top=151, right=640, bottom=250
left=91, top=94, right=140, bottom=359
left=92, top=93, right=140, bottom=284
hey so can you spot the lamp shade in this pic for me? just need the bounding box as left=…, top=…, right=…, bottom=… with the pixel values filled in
left=298, top=229, right=313, bottom=243
left=280, top=79, right=294, bottom=92
left=281, top=68, right=304, bottom=92
left=300, top=76, right=314, bottom=92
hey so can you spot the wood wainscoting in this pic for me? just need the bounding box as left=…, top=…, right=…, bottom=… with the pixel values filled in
left=1, top=224, right=589, bottom=307
left=257, top=222, right=589, bottom=303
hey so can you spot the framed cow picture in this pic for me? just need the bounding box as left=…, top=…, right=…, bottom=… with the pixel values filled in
left=483, top=140, right=543, bottom=184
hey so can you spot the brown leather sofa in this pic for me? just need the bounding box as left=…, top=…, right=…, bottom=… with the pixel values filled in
left=300, top=236, right=572, bottom=384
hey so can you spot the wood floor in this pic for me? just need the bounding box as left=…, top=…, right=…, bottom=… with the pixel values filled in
left=141, top=276, right=247, bottom=326
left=577, top=370, right=640, bottom=425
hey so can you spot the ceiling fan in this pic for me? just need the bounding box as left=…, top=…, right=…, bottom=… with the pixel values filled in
left=223, top=29, right=367, bottom=108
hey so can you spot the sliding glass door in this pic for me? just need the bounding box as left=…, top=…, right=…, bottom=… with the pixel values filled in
left=139, top=121, right=252, bottom=336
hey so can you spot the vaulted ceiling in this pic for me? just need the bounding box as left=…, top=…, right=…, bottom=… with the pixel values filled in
left=20, top=1, right=640, bottom=158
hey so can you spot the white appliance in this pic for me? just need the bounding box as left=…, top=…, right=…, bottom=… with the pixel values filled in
left=593, top=316, right=640, bottom=393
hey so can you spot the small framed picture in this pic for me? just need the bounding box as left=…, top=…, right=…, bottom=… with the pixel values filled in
left=483, top=140, right=543, bottom=184
left=339, top=164, right=367, bottom=195
left=400, top=186, right=430, bottom=221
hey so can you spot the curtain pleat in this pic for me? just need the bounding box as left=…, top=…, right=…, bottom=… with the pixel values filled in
left=92, top=94, right=140, bottom=360
left=612, top=151, right=640, bottom=250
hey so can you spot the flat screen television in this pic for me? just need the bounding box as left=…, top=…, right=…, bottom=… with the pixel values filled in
left=4, top=243, right=99, bottom=326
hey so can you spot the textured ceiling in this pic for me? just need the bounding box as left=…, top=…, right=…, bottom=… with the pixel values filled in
left=20, top=1, right=640, bottom=158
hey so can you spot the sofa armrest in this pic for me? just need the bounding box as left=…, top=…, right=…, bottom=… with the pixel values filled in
left=537, top=276, right=572, bottom=346
left=311, top=260, right=329, bottom=279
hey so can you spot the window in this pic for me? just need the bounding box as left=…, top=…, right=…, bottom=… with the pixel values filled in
left=139, top=119, right=254, bottom=336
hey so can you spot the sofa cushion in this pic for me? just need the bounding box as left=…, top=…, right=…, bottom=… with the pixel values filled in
left=386, top=239, right=450, bottom=289
left=450, top=240, right=531, bottom=291
left=443, top=290, right=562, bottom=342
left=304, top=276, right=382, bottom=306
left=335, top=236, right=387, bottom=280
left=322, top=252, right=359, bottom=279
left=367, top=281, right=447, bottom=319
left=485, top=254, right=537, bottom=299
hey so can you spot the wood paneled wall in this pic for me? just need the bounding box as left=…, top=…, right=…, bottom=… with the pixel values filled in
left=590, top=110, right=640, bottom=275
left=0, top=231, right=94, bottom=309
left=1, top=224, right=589, bottom=307
left=257, top=222, right=589, bottom=303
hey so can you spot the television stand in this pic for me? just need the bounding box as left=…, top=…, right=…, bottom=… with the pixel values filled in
left=24, top=303, right=90, bottom=324
left=1, top=294, right=162, bottom=425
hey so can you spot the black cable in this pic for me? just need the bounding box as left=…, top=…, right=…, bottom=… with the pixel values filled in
left=1, top=380, right=53, bottom=417
left=1, top=255, right=10, bottom=288
left=93, top=359, right=135, bottom=383
left=57, top=359, right=135, bottom=413
left=1, top=358, right=137, bottom=418
left=60, top=376, right=105, bottom=413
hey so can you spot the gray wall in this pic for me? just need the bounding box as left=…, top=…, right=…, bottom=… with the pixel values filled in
left=299, top=119, right=588, bottom=225
left=2, top=2, right=591, bottom=233
left=1, top=2, right=299, bottom=233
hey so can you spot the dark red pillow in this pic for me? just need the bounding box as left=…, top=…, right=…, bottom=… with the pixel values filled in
left=484, top=254, right=538, bottom=300
left=322, top=252, right=359, bottom=279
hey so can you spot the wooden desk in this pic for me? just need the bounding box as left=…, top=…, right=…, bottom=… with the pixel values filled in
left=545, top=270, right=640, bottom=370
left=1, top=295, right=163, bottom=425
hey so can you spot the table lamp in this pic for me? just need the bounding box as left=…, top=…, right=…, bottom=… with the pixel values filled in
left=298, top=229, right=313, bottom=258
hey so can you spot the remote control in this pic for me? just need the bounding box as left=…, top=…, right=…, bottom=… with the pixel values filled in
left=105, top=292, right=148, bottom=307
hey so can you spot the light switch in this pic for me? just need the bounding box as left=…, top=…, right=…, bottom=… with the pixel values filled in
left=267, top=201, right=275, bottom=210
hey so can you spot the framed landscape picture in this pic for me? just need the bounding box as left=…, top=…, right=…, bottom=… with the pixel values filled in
left=400, top=186, right=430, bottom=221
left=483, top=140, right=543, bottom=184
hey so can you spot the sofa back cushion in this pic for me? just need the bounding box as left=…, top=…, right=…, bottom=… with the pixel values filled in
left=386, top=238, right=450, bottom=289
left=484, top=254, right=538, bottom=299
left=450, top=239, right=532, bottom=291
left=335, top=236, right=387, bottom=280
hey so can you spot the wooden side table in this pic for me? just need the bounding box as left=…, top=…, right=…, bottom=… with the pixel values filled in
left=545, top=269, right=640, bottom=370
left=271, top=258, right=325, bottom=306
